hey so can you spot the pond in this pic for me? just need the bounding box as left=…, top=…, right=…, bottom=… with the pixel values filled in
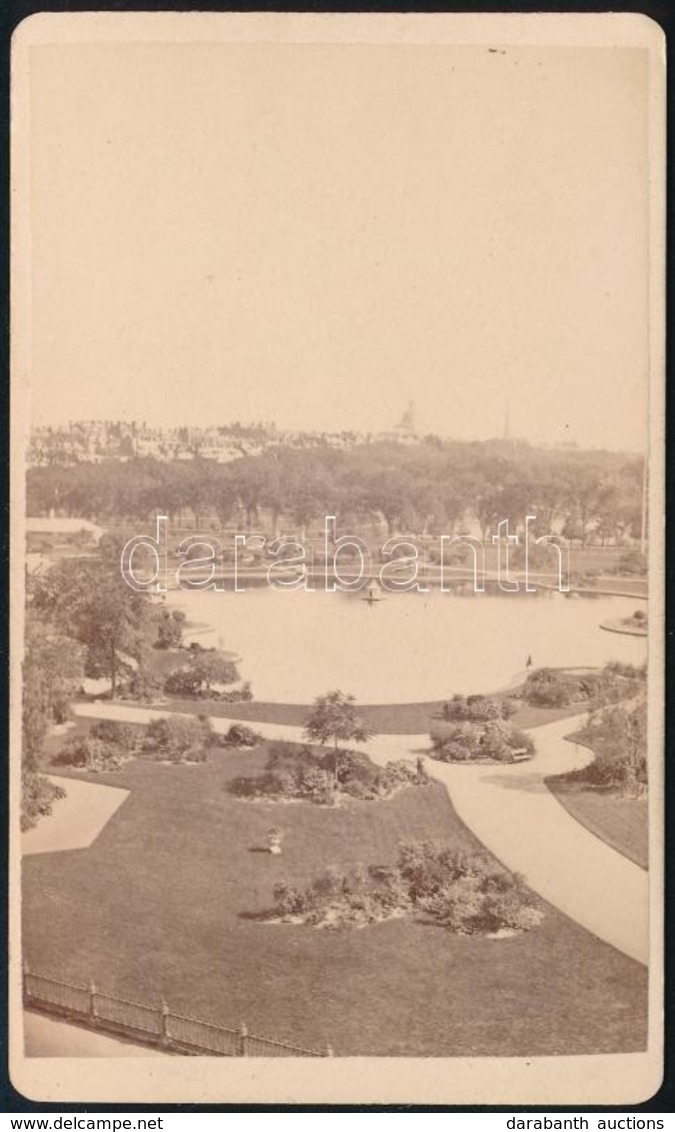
left=166, top=586, right=647, bottom=705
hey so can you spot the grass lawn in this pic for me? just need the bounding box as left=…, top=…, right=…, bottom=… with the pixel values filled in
left=507, top=701, right=591, bottom=730
left=545, top=731, right=648, bottom=870
left=151, top=692, right=589, bottom=736
left=24, top=745, right=647, bottom=1057
left=70, top=682, right=592, bottom=737
left=75, top=644, right=632, bottom=739
left=545, top=777, right=648, bottom=871
left=159, top=696, right=446, bottom=734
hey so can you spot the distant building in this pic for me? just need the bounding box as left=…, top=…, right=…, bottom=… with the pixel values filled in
left=374, top=402, right=420, bottom=446
left=395, top=401, right=418, bottom=438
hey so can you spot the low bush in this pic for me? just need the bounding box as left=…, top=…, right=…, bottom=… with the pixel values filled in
left=439, top=694, right=515, bottom=723
left=270, top=840, right=543, bottom=934
left=569, top=699, right=647, bottom=795
left=89, top=719, right=137, bottom=751
left=523, top=664, right=642, bottom=709
left=229, top=742, right=425, bottom=804
left=21, top=771, right=66, bottom=831
left=504, top=728, right=536, bottom=759
left=430, top=722, right=483, bottom=761
left=220, top=723, right=262, bottom=749
left=230, top=743, right=333, bottom=804
left=523, top=668, right=571, bottom=707
left=122, top=668, right=164, bottom=703
left=430, top=720, right=534, bottom=764
left=143, top=714, right=214, bottom=763
left=52, top=734, right=126, bottom=772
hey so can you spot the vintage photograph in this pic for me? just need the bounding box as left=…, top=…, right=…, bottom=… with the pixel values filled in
left=10, top=12, right=664, bottom=1106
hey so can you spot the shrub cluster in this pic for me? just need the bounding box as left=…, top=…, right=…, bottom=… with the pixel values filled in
left=272, top=840, right=543, bottom=933
left=53, top=720, right=138, bottom=772
left=439, top=694, right=516, bottom=723
left=163, top=650, right=252, bottom=702
left=121, top=669, right=165, bottom=703
left=230, top=743, right=334, bottom=804
left=220, top=723, right=262, bottom=749
left=429, top=720, right=534, bottom=763
left=142, top=714, right=214, bottom=763
left=21, top=771, right=66, bottom=831
left=569, top=699, right=647, bottom=794
left=90, top=719, right=137, bottom=748
left=230, top=741, right=426, bottom=804
left=523, top=664, right=644, bottom=709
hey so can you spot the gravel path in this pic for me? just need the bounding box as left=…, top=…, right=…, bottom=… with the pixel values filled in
left=23, top=1010, right=167, bottom=1057
left=22, top=776, right=130, bottom=856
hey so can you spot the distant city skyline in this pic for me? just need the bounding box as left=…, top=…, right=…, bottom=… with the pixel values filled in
left=24, top=41, right=650, bottom=452
left=27, top=410, right=640, bottom=456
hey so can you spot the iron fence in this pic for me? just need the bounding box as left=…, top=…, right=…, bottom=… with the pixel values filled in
left=23, top=965, right=331, bottom=1057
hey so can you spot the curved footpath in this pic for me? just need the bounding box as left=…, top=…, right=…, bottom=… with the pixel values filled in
left=73, top=702, right=649, bottom=966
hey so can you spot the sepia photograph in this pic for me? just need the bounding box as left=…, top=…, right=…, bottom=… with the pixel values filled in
left=9, top=11, right=665, bottom=1106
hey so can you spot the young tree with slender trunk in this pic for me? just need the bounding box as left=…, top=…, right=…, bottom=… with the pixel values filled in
left=303, top=691, right=373, bottom=788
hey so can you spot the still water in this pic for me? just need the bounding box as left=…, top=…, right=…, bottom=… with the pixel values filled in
left=168, top=587, right=646, bottom=704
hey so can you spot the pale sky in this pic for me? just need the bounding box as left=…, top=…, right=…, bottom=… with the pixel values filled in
left=24, top=40, right=650, bottom=449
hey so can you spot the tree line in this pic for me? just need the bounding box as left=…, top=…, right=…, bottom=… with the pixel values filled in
left=27, top=438, right=645, bottom=545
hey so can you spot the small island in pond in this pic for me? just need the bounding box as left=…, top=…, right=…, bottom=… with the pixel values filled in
left=600, top=608, right=647, bottom=637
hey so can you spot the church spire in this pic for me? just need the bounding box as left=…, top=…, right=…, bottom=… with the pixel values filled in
left=396, top=401, right=417, bottom=437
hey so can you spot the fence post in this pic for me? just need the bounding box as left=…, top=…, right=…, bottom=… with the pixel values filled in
left=160, top=1000, right=171, bottom=1049
left=237, top=1023, right=248, bottom=1057
left=324, top=1044, right=334, bottom=1057
left=89, top=981, right=98, bottom=1026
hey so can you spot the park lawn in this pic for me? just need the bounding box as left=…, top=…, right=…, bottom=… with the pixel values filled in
left=545, top=776, right=648, bottom=871
left=23, top=745, right=647, bottom=1057
left=158, top=696, right=444, bottom=734
left=66, top=684, right=591, bottom=738
left=545, top=728, right=649, bottom=870
left=507, top=701, right=591, bottom=730
left=154, top=693, right=588, bottom=736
